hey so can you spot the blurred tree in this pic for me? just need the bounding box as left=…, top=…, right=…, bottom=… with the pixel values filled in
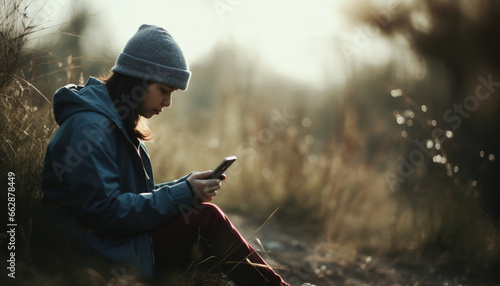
left=332, top=1, right=500, bottom=278
left=350, top=0, right=500, bottom=222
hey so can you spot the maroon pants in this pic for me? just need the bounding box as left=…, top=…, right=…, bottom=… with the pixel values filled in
left=150, top=203, right=289, bottom=286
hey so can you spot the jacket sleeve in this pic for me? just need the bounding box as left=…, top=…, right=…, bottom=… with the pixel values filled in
left=154, top=173, right=191, bottom=189
left=56, top=119, right=195, bottom=234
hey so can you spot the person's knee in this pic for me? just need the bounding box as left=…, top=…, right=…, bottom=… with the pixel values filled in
left=202, top=203, right=224, bottom=215
left=199, top=203, right=224, bottom=217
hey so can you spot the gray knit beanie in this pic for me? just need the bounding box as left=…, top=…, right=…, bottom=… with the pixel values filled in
left=111, top=24, right=191, bottom=90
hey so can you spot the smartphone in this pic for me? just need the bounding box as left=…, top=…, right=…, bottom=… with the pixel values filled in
left=209, top=156, right=237, bottom=179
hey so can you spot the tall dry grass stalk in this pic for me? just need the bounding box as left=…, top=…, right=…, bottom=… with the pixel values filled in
left=0, top=0, right=51, bottom=225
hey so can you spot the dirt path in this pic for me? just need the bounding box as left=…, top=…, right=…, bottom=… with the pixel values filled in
left=226, top=212, right=471, bottom=286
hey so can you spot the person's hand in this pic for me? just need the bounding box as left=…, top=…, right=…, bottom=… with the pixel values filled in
left=187, top=171, right=224, bottom=202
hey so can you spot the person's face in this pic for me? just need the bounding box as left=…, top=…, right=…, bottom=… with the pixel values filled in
left=139, top=83, right=177, bottom=118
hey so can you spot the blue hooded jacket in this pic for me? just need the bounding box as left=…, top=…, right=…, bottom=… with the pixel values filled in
left=42, top=77, right=195, bottom=278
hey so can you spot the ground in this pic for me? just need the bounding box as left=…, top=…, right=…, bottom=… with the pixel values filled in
left=226, top=212, right=484, bottom=286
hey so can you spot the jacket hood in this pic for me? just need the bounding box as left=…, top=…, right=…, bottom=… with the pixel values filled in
left=53, top=77, right=122, bottom=127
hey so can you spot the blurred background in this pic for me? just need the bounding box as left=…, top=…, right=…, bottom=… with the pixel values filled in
left=1, top=0, right=500, bottom=284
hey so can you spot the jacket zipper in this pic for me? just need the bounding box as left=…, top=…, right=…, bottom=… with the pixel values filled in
left=117, top=125, right=151, bottom=191
left=117, top=126, right=156, bottom=272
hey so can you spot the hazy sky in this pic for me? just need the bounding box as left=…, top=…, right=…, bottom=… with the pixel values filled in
left=29, top=0, right=372, bottom=87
